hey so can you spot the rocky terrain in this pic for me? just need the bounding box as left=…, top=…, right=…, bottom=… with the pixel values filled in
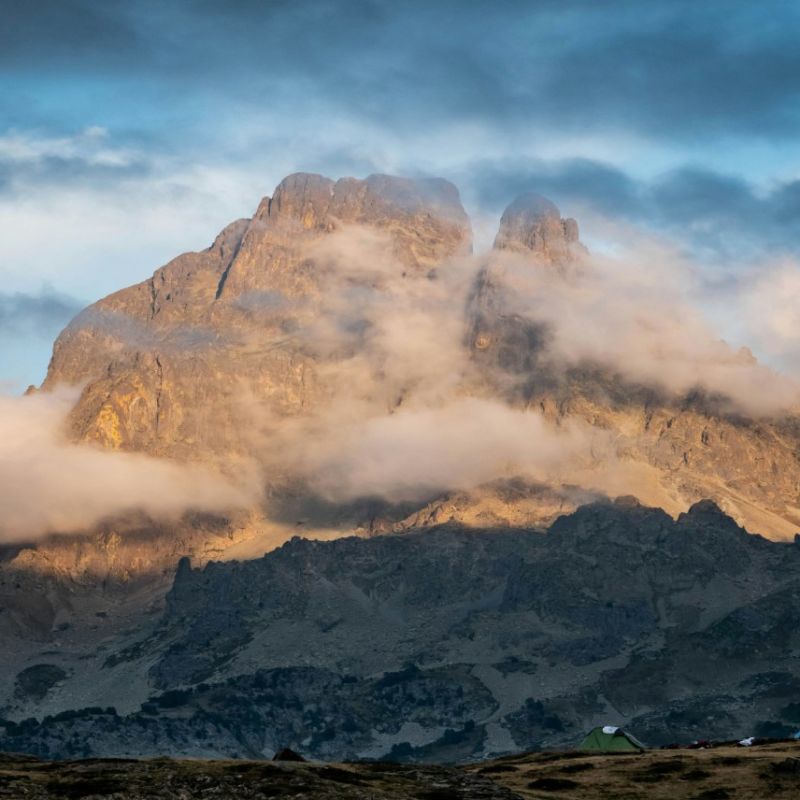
left=1, top=741, right=799, bottom=799
left=3, top=500, right=800, bottom=762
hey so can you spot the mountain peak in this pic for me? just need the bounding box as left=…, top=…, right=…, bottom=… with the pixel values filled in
left=678, top=499, right=749, bottom=537
left=493, top=191, right=581, bottom=263
left=502, top=192, right=561, bottom=220
left=262, top=171, right=469, bottom=230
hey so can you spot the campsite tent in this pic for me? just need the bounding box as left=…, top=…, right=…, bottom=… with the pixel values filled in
left=579, top=725, right=646, bottom=753
left=793, top=730, right=800, bottom=740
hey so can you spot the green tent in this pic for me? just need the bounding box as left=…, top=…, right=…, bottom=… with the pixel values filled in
left=579, top=725, right=646, bottom=753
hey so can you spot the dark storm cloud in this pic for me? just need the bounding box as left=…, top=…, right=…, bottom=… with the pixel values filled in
left=5, top=0, right=800, bottom=141
left=148, top=0, right=800, bottom=139
left=0, top=0, right=144, bottom=69
left=465, top=159, right=641, bottom=218
left=0, top=290, right=82, bottom=337
left=538, top=11, right=800, bottom=138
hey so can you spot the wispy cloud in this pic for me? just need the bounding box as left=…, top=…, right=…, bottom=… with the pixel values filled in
left=0, top=389, right=256, bottom=541
left=0, top=288, right=82, bottom=337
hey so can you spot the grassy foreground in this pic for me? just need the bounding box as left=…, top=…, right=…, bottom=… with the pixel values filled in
left=1, top=742, right=799, bottom=799
left=471, top=741, right=800, bottom=799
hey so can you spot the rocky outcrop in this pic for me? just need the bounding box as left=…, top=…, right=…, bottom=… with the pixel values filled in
left=468, top=192, right=584, bottom=377
left=492, top=192, right=582, bottom=264
left=3, top=501, right=800, bottom=761
left=42, top=173, right=472, bottom=462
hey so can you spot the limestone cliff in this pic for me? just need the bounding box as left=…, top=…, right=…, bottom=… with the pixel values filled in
left=34, top=173, right=800, bottom=551
left=43, top=173, right=471, bottom=462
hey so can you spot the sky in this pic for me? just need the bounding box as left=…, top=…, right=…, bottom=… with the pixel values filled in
left=1, top=0, right=800, bottom=392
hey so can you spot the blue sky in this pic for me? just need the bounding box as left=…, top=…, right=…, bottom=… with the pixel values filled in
left=1, top=0, right=800, bottom=391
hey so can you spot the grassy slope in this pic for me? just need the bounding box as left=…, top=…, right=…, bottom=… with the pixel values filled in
left=1, top=742, right=800, bottom=798
left=471, top=741, right=800, bottom=799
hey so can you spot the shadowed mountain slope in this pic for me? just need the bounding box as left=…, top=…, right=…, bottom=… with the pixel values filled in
left=3, top=501, right=800, bottom=762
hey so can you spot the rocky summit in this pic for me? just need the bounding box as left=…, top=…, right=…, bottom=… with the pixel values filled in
left=492, top=192, right=581, bottom=262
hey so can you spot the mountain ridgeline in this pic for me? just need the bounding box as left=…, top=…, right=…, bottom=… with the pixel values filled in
left=37, top=171, right=800, bottom=563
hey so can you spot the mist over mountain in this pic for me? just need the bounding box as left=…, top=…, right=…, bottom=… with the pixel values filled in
left=4, top=3, right=800, bottom=792
left=2, top=170, right=797, bottom=554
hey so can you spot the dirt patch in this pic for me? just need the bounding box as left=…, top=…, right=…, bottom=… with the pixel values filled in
left=681, top=769, right=711, bottom=781
left=527, top=776, right=580, bottom=790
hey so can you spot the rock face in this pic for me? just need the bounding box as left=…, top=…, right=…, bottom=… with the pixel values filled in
left=32, top=175, right=800, bottom=545
left=492, top=192, right=581, bottom=263
left=465, top=191, right=800, bottom=540
left=3, top=502, right=800, bottom=762
left=43, top=173, right=471, bottom=461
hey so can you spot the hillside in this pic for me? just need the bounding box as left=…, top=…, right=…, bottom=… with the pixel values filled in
left=1, top=742, right=800, bottom=799
left=3, top=500, right=800, bottom=762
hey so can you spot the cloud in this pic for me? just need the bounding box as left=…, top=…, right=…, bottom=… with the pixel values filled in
left=480, top=240, right=800, bottom=416
left=0, top=389, right=255, bottom=541
left=536, top=3, right=800, bottom=140
left=0, top=1, right=143, bottom=71
left=0, top=128, right=152, bottom=196
left=6, top=1, right=800, bottom=143
left=296, top=398, right=596, bottom=503
left=736, top=260, right=800, bottom=372
left=0, top=288, right=82, bottom=337
left=243, top=222, right=800, bottom=509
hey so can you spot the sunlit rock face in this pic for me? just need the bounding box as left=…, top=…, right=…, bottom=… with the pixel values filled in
left=43, top=173, right=472, bottom=462
left=33, top=171, right=800, bottom=552
left=219, top=172, right=472, bottom=299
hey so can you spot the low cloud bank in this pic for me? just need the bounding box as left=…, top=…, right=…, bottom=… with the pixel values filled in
left=283, top=398, right=600, bottom=503
left=484, top=234, right=800, bottom=417
left=0, top=390, right=253, bottom=541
